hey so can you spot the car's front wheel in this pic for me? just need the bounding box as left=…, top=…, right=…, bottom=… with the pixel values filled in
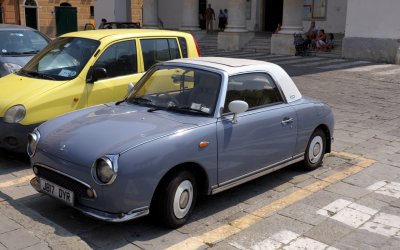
left=304, top=129, right=326, bottom=170
left=158, top=170, right=197, bottom=228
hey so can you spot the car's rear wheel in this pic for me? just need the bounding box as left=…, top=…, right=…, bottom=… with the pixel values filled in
left=157, top=171, right=197, bottom=228
left=304, top=129, right=326, bottom=170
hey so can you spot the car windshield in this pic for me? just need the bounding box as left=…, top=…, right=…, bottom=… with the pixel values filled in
left=0, top=30, right=49, bottom=55
left=19, top=37, right=99, bottom=81
left=126, top=65, right=221, bottom=116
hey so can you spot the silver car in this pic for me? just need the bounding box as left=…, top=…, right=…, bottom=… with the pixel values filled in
left=0, top=24, right=50, bottom=77
left=29, top=57, right=334, bottom=228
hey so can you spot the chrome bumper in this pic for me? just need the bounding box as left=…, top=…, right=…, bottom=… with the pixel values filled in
left=30, top=177, right=149, bottom=223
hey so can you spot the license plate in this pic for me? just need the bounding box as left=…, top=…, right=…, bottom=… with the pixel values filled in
left=39, top=178, right=74, bottom=205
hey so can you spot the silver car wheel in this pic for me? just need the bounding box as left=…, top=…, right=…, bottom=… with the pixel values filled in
left=173, top=180, right=193, bottom=219
left=308, top=136, right=323, bottom=164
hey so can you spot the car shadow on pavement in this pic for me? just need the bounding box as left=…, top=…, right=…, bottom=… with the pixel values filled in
left=0, top=157, right=342, bottom=249
left=0, top=149, right=30, bottom=175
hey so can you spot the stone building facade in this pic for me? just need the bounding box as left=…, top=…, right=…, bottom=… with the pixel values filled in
left=0, top=0, right=143, bottom=38
left=0, top=0, right=20, bottom=24
left=142, top=0, right=400, bottom=63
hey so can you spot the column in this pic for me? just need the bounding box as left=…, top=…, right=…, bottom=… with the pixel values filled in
left=271, top=0, right=304, bottom=55
left=218, top=0, right=253, bottom=51
left=279, top=0, right=303, bottom=34
left=180, top=0, right=200, bottom=31
left=225, top=0, right=247, bottom=32
left=142, top=0, right=159, bottom=28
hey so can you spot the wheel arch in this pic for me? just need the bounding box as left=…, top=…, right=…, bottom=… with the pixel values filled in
left=150, top=162, right=209, bottom=209
left=315, top=124, right=331, bottom=153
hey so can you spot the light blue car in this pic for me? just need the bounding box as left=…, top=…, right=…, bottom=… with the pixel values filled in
left=29, top=57, right=334, bottom=228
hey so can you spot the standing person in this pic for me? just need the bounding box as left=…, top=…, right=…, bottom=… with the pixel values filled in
left=218, top=9, right=224, bottom=31
left=307, top=20, right=318, bottom=39
left=223, top=9, right=228, bottom=30
left=98, top=18, right=107, bottom=29
left=205, top=4, right=215, bottom=33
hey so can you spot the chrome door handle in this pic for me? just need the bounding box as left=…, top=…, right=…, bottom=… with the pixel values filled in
left=281, top=117, right=294, bottom=125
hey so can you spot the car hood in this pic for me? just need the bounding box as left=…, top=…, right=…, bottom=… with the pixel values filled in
left=0, top=73, right=68, bottom=115
left=38, top=103, right=214, bottom=167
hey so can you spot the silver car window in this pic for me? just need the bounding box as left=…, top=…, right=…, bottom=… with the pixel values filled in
left=127, top=65, right=221, bottom=115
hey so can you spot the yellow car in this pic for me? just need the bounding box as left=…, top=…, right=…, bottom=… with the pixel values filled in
left=0, top=29, right=200, bottom=152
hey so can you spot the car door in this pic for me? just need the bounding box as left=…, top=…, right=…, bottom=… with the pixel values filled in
left=217, top=72, right=298, bottom=184
left=87, top=39, right=143, bottom=106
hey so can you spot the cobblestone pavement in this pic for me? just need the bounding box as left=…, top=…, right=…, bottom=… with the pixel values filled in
left=1, top=54, right=400, bottom=249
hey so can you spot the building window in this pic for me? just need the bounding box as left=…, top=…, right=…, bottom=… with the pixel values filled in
left=90, top=6, right=94, bottom=17
left=303, top=0, right=327, bottom=20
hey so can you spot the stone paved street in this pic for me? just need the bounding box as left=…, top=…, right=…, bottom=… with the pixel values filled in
left=1, top=53, right=400, bottom=249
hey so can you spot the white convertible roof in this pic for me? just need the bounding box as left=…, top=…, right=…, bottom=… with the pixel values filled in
left=168, top=57, right=302, bottom=103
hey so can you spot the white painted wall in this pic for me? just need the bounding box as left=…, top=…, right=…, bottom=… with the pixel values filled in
left=345, top=0, right=400, bottom=39
left=94, top=0, right=115, bottom=27
left=158, top=0, right=181, bottom=29
left=94, top=0, right=129, bottom=27
left=303, top=0, right=347, bottom=34
left=114, top=0, right=128, bottom=22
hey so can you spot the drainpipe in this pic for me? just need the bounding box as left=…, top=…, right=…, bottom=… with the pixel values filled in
left=15, top=0, right=21, bottom=25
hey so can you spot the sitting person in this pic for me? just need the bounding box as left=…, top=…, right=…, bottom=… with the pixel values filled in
left=325, top=33, right=335, bottom=51
left=316, top=29, right=327, bottom=50
left=274, top=23, right=281, bottom=34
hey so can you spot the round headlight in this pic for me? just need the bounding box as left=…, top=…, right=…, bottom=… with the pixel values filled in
left=93, top=156, right=118, bottom=184
left=27, top=130, right=40, bottom=157
left=4, top=105, right=26, bottom=123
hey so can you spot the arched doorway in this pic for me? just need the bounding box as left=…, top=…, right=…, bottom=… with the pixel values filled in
left=24, top=0, right=38, bottom=29
left=60, top=2, right=72, bottom=7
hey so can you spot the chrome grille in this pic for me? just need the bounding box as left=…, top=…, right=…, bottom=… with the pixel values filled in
left=34, top=165, right=92, bottom=199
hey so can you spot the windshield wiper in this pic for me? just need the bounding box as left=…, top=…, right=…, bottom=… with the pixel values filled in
left=20, top=50, right=40, bottom=54
left=167, top=106, right=210, bottom=115
left=129, top=97, right=153, bottom=104
left=115, top=98, right=126, bottom=106
left=23, top=70, right=56, bottom=80
left=1, top=51, right=23, bottom=56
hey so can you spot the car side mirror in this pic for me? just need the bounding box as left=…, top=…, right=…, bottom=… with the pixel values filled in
left=228, top=100, right=248, bottom=123
left=87, top=67, right=107, bottom=83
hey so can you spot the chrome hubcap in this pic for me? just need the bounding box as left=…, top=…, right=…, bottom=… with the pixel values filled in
left=179, top=190, right=189, bottom=209
left=309, top=136, right=323, bottom=164
left=173, top=180, right=193, bottom=219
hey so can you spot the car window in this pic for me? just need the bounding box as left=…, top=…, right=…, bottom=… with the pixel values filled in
left=140, top=38, right=181, bottom=71
left=127, top=65, right=221, bottom=115
left=0, top=30, right=49, bottom=55
left=26, top=31, right=49, bottom=51
left=178, top=37, right=188, bottom=58
left=224, top=73, right=283, bottom=113
left=94, top=40, right=137, bottom=80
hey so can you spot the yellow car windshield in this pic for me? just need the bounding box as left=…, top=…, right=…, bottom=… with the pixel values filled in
left=19, top=37, right=99, bottom=81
